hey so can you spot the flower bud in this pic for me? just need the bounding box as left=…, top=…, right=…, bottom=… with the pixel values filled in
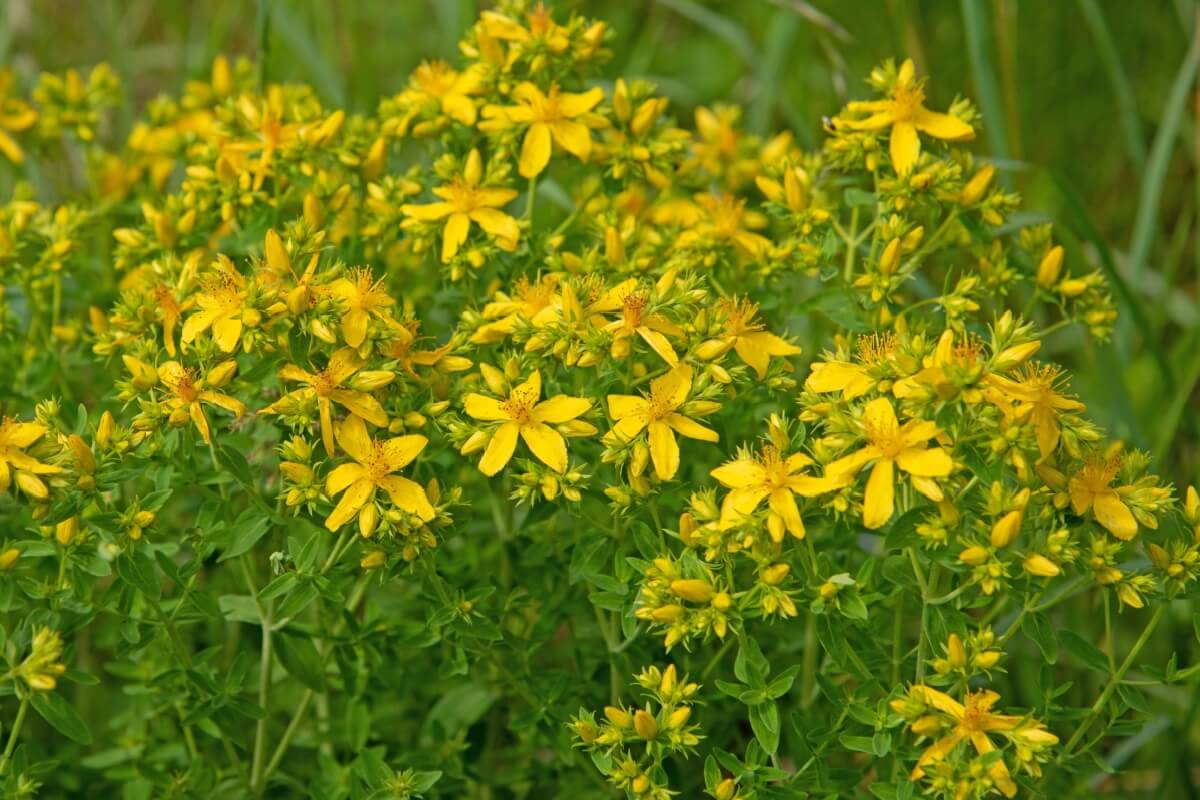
left=959, top=164, right=995, bottom=205
left=959, top=546, right=989, bottom=566
left=1023, top=554, right=1060, bottom=577
left=670, top=579, right=713, bottom=603
left=0, top=547, right=19, bottom=571
left=360, top=551, right=386, bottom=569
left=634, top=709, right=658, bottom=740
left=1036, top=245, right=1064, bottom=288
left=990, top=509, right=1022, bottom=548
left=761, top=563, right=790, bottom=585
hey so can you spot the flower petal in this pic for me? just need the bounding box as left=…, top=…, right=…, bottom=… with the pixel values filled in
left=326, top=462, right=367, bottom=495
left=442, top=212, right=471, bottom=262
left=890, top=121, right=920, bottom=176
left=520, top=423, right=568, bottom=473
left=862, top=458, right=895, bottom=529
left=896, top=446, right=953, bottom=477
left=532, top=395, right=591, bottom=424
left=478, top=421, right=519, bottom=476
left=324, top=478, right=374, bottom=531
left=710, top=459, right=767, bottom=488
left=913, top=108, right=974, bottom=142
left=519, top=122, right=552, bottom=178
left=648, top=420, right=680, bottom=480
left=381, top=434, right=427, bottom=472
left=379, top=475, right=435, bottom=521
left=464, top=393, right=510, bottom=421
left=334, top=414, right=373, bottom=464
left=1094, top=491, right=1138, bottom=540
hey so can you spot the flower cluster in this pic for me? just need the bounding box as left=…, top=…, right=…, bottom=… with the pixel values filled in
left=0, top=3, right=1191, bottom=798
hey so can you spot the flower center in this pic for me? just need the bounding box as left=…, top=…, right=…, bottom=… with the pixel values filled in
left=890, top=83, right=925, bottom=122
left=500, top=384, right=538, bottom=424
left=864, top=415, right=904, bottom=458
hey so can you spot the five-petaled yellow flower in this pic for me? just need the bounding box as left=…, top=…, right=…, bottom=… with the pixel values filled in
left=1068, top=451, right=1138, bottom=540
left=262, top=349, right=390, bottom=457
left=0, top=418, right=61, bottom=499
left=606, top=364, right=719, bottom=481
left=329, top=268, right=395, bottom=348
left=482, top=82, right=604, bottom=178
left=826, top=397, right=952, bottom=529
left=324, top=415, right=433, bottom=532
left=839, top=58, right=974, bottom=175
left=181, top=255, right=253, bottom=353
left=158, top=361, right=246, bottom=445
left=697, top=297, right=801, bottom=379
left=710, top=445, right=841, bottom=541
left=895, top=686, right=1057, bottom=798
left=464, top=370, right=591, bottom=476
left=592, top=278, right=682, bottom=366
left=402, top=148, right=520, bottom=262
left=986, top=363, right=1085, bottom=459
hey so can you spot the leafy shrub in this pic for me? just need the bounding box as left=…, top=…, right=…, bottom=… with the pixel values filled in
left=0, top=2, right=1193, bottom=798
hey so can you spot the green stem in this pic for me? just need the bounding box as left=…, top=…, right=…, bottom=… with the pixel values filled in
left=258, top=574, right=369, bottom=789
left=0, top=695, right=30, bottom=776
left=801, top=613, right=818, bottom=708
left=1060, top=605, right=1167, bottom=759
left=841, top=206, right=860, bottom=282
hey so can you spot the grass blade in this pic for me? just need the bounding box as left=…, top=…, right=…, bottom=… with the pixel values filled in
left=1076, top=0, right=1147, bottom=172
left=1128, top=21, right=1200, bottom=282
left=960, top=0, right=1010, bottom=162
left=655, top=0, right=756, bottom=64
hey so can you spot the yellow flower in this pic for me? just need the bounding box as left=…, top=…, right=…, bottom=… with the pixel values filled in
left=158, top=361, right=246, bottom=444
left=262, top=348, right=390, bottom=457
left=674, top=193, right=771, bottom=259
left=152, top=282, right=191, bottom=357
left=591, top=278, right=682, bottom=365
left=392, top=60, right=485, bottom=132
left=606, top=364, right=719, bottom=481
left=482, top=82, right=605, bottom=178
left=0, top=70, right=38, bottom=163
left=897, top=686, right=1055, bottom=797
left=0, top=418, right=62, bottom=499
left=383, top=320, right=473, bottom=379
left=18, top=628, right=67, bottom=692
left=838, top=58, right=974, bottom=175
left=401, top=149, right=520, bottom=262
left=985, top=363, right=1085, bottom=459
left=697, top=297, right=800, bottom=379
left=181, top=255, right=256, bottom=353
left=463, top=370, right=591, bottom=476
left=805, top=333, right=897, bottom=400
left=235, top=93, right=301, bottom=190
left=826, top=397, right=953, bottom=529
left=328, top=267, right=396, bottom=348
left=323, top=415, right=432, bottom=532
left=1068, top=451, right=1138, bottom=540
left=471, top=275, right=561, bottom=344
left=710, top=445, right=840, bottom=541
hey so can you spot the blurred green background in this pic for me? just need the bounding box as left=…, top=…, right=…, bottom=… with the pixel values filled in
left=3, top=0, right=1198, bottom=480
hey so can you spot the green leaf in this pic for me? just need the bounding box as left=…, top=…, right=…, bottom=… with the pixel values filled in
left=116, top=551, right=160, bottom=600
left=31, top=692, right=93, bottom=744
left=1024, top=611, right=1058, bottom=664
left=275, top=631, right=325, bottom=691
left=839, top=733, right=876, bottom=754
left=734, top=638, right=770, bottom=688
left=1058, top=629, right=1109, bottom=673
left=218, top=510, right=272, bottom=562
left=843, top=188, right=876, bottom=207
left=748, top=702, right=780, bottom=755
